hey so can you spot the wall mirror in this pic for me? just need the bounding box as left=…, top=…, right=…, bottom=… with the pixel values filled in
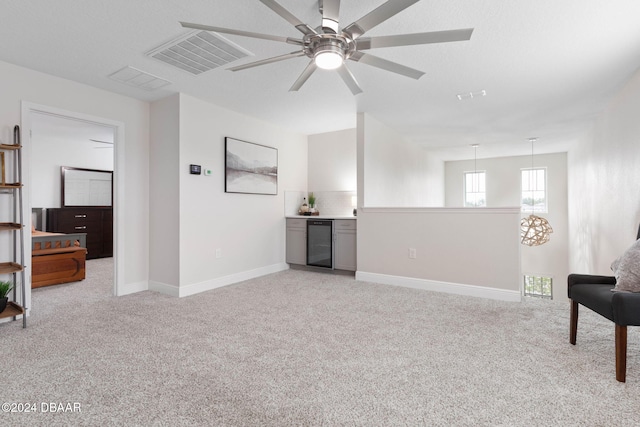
left=61, top=166, right=113, bottom=207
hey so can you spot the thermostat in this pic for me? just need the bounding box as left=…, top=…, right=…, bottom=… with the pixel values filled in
left=190, top=164, right=201, bottom=175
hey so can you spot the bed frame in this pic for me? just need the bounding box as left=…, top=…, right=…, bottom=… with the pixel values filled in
left=32, top=233, right=87, bottom=288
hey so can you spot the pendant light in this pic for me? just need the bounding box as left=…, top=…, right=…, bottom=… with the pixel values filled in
left=465, top=144, right=480, bottom=207
left=520, top=137, right=553, bottom=246
left=471, top=143, right=480, bottom=205
left=472, top=143, right=479, bottom=174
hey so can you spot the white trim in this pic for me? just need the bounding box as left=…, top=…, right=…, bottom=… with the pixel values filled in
left=360, top=207, right=521, bottom=215
left=148, top=280, right=180, bottom=297
left=21, top=102, right=126, bottom=299
left=118, top=281, right=148, bottom=296
left=150, top=263, right=290, bottom=298
left=463, top=170, right=487, bottom=208
left=355, top=271, right=522, bottom=302
left=179, top=263, right=289, bottom=297
left=520, top=167, right=549, bottom=214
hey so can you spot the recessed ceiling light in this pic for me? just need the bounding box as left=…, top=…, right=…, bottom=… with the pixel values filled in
left=456, top=90, right=486, bottom=100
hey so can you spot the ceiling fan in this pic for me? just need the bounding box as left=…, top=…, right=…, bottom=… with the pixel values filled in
left=180, top=0, right=473, bottom=94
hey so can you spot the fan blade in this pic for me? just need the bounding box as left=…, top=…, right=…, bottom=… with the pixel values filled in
left=336, top=65, right=363, bottom=95
left=342, top=0, right=420, bottom=40
left=259, top=0, right=317, bottom=36
left=289, top=61, right=318, bottom=91
left=349, top=51, right=424, bottom=80
left=229, top=51, right=305, bottom=71
left=180, top=21, right=302, bottom=45
left=357, top=28, right=474, bottom=49
left=321, top=0, right=341, bottom=34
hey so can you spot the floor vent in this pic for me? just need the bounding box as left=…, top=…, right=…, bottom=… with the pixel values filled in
left=108, top=66, right=171, bottom=91
left=147, top=30, right=252, bottom=75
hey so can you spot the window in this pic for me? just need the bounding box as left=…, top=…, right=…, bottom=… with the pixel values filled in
left=464, top=171, right=486, bottom=207
left=524, top=275, right=552, bottom=299
left=521, top=168, right=547, bottom=212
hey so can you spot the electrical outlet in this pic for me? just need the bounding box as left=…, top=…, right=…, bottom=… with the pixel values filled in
left=215, top=248, right=222, bottom=259
left=409, top=248, right=417, bottom=259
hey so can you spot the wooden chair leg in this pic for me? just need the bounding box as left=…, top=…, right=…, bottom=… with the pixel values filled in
left=570, top=300, right=578, bottom=345
left=616, top=324, right=627, bottom=383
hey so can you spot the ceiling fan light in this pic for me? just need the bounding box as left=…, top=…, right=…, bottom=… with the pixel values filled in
left=314, top=50, right=344, bottom=70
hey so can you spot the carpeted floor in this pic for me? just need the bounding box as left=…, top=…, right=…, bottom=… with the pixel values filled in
left=2, top=258, right=640, bottom=426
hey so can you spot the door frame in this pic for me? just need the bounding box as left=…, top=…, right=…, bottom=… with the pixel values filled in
left=21, top=102, right=125, bottom=301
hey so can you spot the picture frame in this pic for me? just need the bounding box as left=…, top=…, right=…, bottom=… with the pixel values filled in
left=225, top=137, right=278, bottom=195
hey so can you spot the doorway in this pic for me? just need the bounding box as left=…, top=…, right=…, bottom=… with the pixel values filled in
left=22, top=102, right=125, bottom=309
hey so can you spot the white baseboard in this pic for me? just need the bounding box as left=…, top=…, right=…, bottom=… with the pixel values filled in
left=117, top=280, right=148, bottom=296
left=355, top=271, right=521, bottom=302
left=148, top=280, right=179, bottom=297
left=150, top=263, right=289, bottom=298
left=179, top=263, right=289, bottom=297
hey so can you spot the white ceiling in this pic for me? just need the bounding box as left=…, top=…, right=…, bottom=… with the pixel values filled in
left=3, top=0, right=640, bottom=160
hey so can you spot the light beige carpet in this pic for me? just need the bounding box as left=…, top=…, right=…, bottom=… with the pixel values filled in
left=2, top=258, right=640, bottom=426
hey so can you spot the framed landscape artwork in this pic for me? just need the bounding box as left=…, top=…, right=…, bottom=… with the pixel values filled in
left=225, top=137, right=278, bottom=195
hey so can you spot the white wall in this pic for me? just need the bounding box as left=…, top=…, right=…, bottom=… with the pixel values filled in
left=445, top=153, right=569, bottom=300
left=0, top=59, right=149, bottom=301
left=568, top=67, right=640, bottom=275
left=423, top=153, right=445, bottom=207
left=307, top=128, right=356, bottom=192
left=149, top=93, right=308, bottom=297
left=149, top=94, right=180, bottom=288
left=445, top=153, right=566, bottom=208
left=356, top=113, right=521, bottom=301
left=356, top=208, right=522, bottom=301
left=360, top=113, right=441, bottom=207
left=2, top=57, right=308, bottom=303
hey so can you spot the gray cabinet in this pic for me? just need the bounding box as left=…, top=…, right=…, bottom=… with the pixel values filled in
left=334, top=219, right=357, bottom=271
left=286, top=218, right=306, bottom=265
left=286, top=218, right=357, bottom=271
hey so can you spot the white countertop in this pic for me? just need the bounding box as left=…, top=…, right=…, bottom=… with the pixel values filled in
left=286, top=215, right=357, bottom=220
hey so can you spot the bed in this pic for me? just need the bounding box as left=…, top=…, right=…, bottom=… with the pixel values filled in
left=32, top=230, right=87, bottom=288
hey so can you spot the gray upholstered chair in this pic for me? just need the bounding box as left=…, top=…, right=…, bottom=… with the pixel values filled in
left=568, top=226, right=640, bottom=382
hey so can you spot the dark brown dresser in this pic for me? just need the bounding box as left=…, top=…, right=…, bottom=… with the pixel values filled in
left=46, top=207, right=113, bottom=259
